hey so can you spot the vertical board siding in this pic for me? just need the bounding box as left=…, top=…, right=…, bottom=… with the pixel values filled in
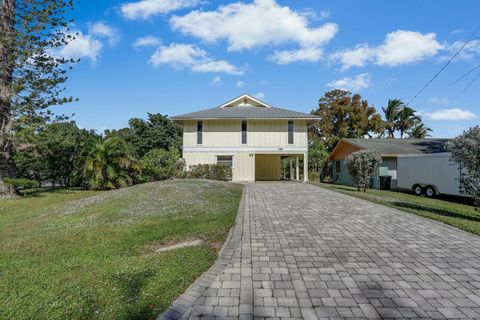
left=183, top=119, right=308, bottom=148
left=183, top=152, right=255, bottom=181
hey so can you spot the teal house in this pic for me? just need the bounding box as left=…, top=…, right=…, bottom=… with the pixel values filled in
left=329, top=138, right=449, bottom=190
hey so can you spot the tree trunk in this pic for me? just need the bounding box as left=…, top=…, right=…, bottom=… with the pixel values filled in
left=0, top=0, right=18, bottom=197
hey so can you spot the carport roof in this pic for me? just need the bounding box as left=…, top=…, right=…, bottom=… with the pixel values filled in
left=171, top=94, right=320, bottom=120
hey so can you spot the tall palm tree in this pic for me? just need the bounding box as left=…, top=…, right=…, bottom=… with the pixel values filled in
left=397, top=107, right=421, bottom=138
left=382, top=99, right=403, bottom=138
left=80, top=137, right=140, bottom=190
left=408, top=123, right=432, bottom=138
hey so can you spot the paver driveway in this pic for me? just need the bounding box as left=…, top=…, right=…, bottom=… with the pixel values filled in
left=160, top=182, right=480, bottom=319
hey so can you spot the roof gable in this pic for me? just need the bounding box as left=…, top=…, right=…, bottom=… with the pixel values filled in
left=218, top=94, right=272, bottom=109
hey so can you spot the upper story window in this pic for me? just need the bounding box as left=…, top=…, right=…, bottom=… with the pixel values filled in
left=197, top=121, right=203, bottom=144
left=241, top=120, right=247, bottom=144
left=288, top=120, right=294, bottom=144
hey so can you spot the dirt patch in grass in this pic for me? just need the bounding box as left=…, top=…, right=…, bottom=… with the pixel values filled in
left=149, top=238, right=204, bottom=253
left=206, top=239, right=225, bottom=251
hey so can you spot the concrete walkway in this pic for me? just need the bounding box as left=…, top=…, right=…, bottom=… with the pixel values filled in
left=160, top=182, right=480, bottom=319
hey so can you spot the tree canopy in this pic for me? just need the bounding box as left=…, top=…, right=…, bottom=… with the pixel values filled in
left=0, top=0, right=76, bottom=196
left=310, top=90, right=384, bottom=150
left=106, top=113, right=182, bottom=158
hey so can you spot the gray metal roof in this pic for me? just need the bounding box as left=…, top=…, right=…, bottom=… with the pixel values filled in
left=171, top=106, right=320, bottom=120
left=344, top=138, right=450, bottom=155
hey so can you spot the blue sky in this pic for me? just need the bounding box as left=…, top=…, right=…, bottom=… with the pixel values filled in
left=57, top=0, right=479, bottom=137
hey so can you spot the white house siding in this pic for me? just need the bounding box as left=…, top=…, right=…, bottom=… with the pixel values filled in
left=181, top=119, right=308, bottom=182
left=182, top=119, right=308, bottom=149
left=183, top=152, right=255, bottom=181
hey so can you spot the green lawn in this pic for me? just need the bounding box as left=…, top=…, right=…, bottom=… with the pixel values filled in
left=0, top=180, right=243, bottom=320
left=313, top=182, right=480, bottom=236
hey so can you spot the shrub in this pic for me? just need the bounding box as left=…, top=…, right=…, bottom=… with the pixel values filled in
left=4, top=178, right=38, bottom=196
left=345, top=149, right=382, bottom=192
left=187, top=164, right=232, bottom=181
left=140, top=149, right=183, bottom=182
left=446, top=126, right=480, bottom=210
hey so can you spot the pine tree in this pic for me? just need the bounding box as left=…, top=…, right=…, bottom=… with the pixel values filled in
left=0, top=0, right=76, bottom=196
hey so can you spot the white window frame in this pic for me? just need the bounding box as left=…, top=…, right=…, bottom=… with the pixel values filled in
left=196, top=121, right=203, bottom=145
left=287, top=120, right=294, bottom=145
left=216, top=155, right=234, bottom=168
left=241, top=120, right=248, bottom=145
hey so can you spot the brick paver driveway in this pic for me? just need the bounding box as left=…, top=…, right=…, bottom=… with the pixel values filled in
left=160, top=182, right=480, bottom=319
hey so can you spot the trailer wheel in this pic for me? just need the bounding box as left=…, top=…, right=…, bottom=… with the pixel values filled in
left=413, top=184, right=423, bottom=196
left=425, top=185, right=436, bottom=198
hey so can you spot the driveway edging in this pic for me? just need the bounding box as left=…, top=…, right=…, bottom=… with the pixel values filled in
left=158, top=185, right=246, bottom=320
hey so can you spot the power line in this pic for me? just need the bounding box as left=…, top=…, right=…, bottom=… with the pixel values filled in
left=405, top=26, right=480, bottom=106
left=449, top=63, right=480, bottom=86
left=458, top=70, right=480, bottom=96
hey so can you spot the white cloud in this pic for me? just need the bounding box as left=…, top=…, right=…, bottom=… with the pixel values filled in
left=88, top=22, right=119, bottom=45
left=332, top=30, right=443, bottom=70
left=120, top=0, right=203, bottom=19
left=426, top=97, right=449, bottom=105
left=439, top=39, right=480, bottom=61
left=211, top=76, right=222, bottom=86
left=299, top=9, right=330, bottom=21
left=170, top=0, right=338, bottom=54
left=268, top=47, right=323, bottom=64
left=133, top=36, right=161, bottom=49
left=236, top=81, right=245, bottom=88
left=424, top=108, right=477, bottom=121
left=327, top=73, right=372, bottom=92
left=53, top=22, right=118, bottom=61
left=191, top=60, right=244, bottom=74
left=254, top=92, right=266, bottom=100
left=54, top=31, right=103, bottom=61
left=149, top=43, right=244, bottom=75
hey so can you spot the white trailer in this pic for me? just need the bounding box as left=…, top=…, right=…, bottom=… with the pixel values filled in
left=396, top=153, right=465, bottom=198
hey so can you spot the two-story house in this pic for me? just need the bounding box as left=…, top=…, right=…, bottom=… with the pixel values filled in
left=171, top=94, right=320, bottom=182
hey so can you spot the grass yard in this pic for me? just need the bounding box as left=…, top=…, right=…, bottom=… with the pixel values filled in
left=313, top=182, right=480, bottom=236
left=0, top=179, right=243, bottom=320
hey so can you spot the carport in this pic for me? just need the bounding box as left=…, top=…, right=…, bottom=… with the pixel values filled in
left=254, top=153, right=306, bottom=182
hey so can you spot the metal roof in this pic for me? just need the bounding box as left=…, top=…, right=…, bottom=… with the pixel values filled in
left=343, top=138, right=450, bottom=155
left=171, top=94, right=320, bottom=120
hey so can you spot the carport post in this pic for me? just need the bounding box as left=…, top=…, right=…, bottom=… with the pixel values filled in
left=296, top=156, right=300, bottom=181
left=290, top=158, right=294, bottom=180
left=303, top=153, right=308, bottom=183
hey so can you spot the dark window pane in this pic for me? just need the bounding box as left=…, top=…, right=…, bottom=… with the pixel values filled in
left=241, top=121, right=247, bottom=144
left=197, top=121, right=203, bottom=144
left=288, top=121, right=294, bottom=144
left=217, top=155, right=233, bottom=167
left=336, top=160, right=341, bottom=173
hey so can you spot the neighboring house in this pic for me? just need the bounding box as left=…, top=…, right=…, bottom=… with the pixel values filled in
left=171, top=94, right=320, bottom=182
left=330, top=138, right=464, bottom=197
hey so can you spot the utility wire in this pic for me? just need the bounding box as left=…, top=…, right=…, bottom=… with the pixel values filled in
left=458, top=70, right=480, bottom=96
left=449, top=63, right=480, bottom=86
left=405, top=26, right=480, bottom=106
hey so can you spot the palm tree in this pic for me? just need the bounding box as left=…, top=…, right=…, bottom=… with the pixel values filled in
left=397, top=107, right=421, bottom=138
left=408, top=123, right=432, bottom=138
left=382, top=99, right=403, bottom=138
left=80, top=137, right=140, bottom=190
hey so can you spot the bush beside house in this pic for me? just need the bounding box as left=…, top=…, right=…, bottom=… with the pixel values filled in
left=345, top=149, right=382, bottom=192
